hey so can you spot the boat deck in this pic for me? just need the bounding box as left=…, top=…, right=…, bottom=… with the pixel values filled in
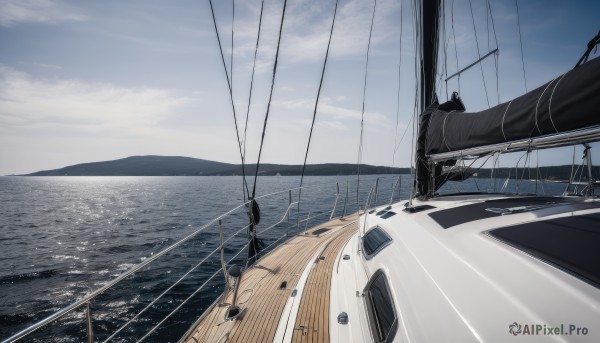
left=182, top=215, right=358, bottom=343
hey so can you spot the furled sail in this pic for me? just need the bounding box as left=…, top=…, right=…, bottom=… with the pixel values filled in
left=425, top=57, right=600, bottom=158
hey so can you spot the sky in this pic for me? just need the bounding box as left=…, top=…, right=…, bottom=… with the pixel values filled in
left=0, top=0, right=599, bottom=175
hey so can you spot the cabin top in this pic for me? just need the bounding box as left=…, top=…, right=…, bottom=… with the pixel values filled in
left=356, top=195, right=600, bottom=341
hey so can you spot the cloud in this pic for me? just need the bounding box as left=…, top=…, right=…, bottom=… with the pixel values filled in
left=0, top=0, right=86, bottom=27
left=30, top=62, right=63, bottom=70
left=0, top=66, right=189, bottom=135
left=228, top=0, right=401, bottom=71
left=273, top=97, right=392, bottom=130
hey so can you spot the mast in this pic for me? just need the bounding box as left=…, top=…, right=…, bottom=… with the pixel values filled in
left=415, top=0, right=441, bottom=198
left=420, top=0, right=440, bottom=112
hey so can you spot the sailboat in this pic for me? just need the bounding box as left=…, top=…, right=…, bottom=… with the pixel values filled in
left=3, top=0, right=599, bottom=342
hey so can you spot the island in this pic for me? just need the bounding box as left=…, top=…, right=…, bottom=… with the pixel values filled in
left=23, top=156, right=411, bottom=176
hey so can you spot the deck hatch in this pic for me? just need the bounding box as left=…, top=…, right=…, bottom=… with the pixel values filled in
left=489, top=212, right=600, bottom=287
left=312, top=228, right=330, bottom=236
left=403, top=205, right=435, bottom=213
left=380, top=211, right=396, bottom=219
left=363, top=226, right=392, bottom=259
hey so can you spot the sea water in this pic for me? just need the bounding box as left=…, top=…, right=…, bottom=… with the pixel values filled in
left=0, top=175, right=565, bottom=342
left=0, top=175, right=404, bottom=342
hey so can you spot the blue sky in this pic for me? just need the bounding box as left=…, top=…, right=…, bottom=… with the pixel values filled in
left=0, top=0, right=598, bottom=175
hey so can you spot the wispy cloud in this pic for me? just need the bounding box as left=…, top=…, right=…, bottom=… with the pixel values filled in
left=228, top=0, right=401, bottom=72
left=0, top=66, right=189, bottom=135
left=0, top=0, right=86, bottom=27
left=273, top=96, right=391, bottom=131
left=26, top=62, right=63, bottom=70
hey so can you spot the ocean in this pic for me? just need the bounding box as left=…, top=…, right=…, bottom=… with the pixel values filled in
left=0, top=175, right=566, bottom=342
left=0, top=175, right=408, bottom=342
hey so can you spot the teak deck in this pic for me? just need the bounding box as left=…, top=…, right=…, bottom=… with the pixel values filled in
left=183, top=215, right=358, bottom=343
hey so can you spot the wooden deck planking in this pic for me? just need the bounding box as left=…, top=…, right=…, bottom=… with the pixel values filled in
left=196, top=236, right=318, bottom=342
left=245, top=234, right=325, bottom=343
left=183, top=215, right=357, bottom=343
left=291, top=226, right=356, bottom=343
left=193, top=237, right=314, bottom=342
left=235, top=241, right=312, bottom=343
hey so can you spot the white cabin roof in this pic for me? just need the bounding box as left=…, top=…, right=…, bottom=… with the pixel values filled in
left=358, top=194, right=600, bottom=342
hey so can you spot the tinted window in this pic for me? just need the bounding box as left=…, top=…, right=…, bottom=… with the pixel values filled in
left=363, top=226, right=392, bottom=257
left=489, top=212, right=600, bottom=287
left=366, top=272, right=397, bottom=342
left=380, top=211, right=396, bottom=219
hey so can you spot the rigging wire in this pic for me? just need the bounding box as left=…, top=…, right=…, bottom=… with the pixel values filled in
left=392, top=0, right=404, bottom=168
left=515, top=0, right=528, bottom=92
left=490, top=151, right=500, bottom=192
left=408, top=0, right=420, bottom=204
left=393, top=114, right=415, bottom=158
left=435, top=0, right=445, bottom=101
left=569, top=146, right=576, bottom=185
left=485, top=0, right=499, bottom=57
left=239, top=1, right=266, bottom=263
left=565, top=146, right=584, bottom=195
left=229, top=0, right=251, bottom=200
left=209, top=0, right=250, bottom=199
left=486, top=0, right=490, bottom=51
left=231, top=0, right=235, bottom=100
left=450, top=0, right=460, bottom=94
left=437, top=1, right=446, bottom=103
left=433, top=153, right=493, bottom=193
left=494, top=51, right=500, bottom=104
left=535, top=150, right=543, bottom=194
left=486, top=0, right=500, bottom=104
left=251, top=0, right=288, bottom=200
left=297, top=0, right=339, bottom=216
left=241, top=0, right=266, bottom=197
left=357, top=0, right=378, bottom=211
left=514, top=146, right=530, bottom=194
left=391, top=0, right=417, bottom=165
left=467, top=0, right=490, bottom=108
left=575, top=30, right=600, bottom=67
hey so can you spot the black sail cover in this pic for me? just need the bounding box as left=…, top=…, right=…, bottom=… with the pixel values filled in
left=425, top=57, right=600, bottom=156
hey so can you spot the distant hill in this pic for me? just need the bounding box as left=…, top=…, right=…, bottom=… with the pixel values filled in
left=23, top=156, right=409, bottom=176
left=21, top=156, right=599, bottom=179
left=25, top=156, right=234, bottom=176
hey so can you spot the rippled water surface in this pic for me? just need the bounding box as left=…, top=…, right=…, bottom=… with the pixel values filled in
left=1, top=175, right=406, bottom=342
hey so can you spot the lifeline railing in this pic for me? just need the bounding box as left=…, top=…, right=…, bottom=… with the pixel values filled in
left=2, top=175, right=404, bottom=343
